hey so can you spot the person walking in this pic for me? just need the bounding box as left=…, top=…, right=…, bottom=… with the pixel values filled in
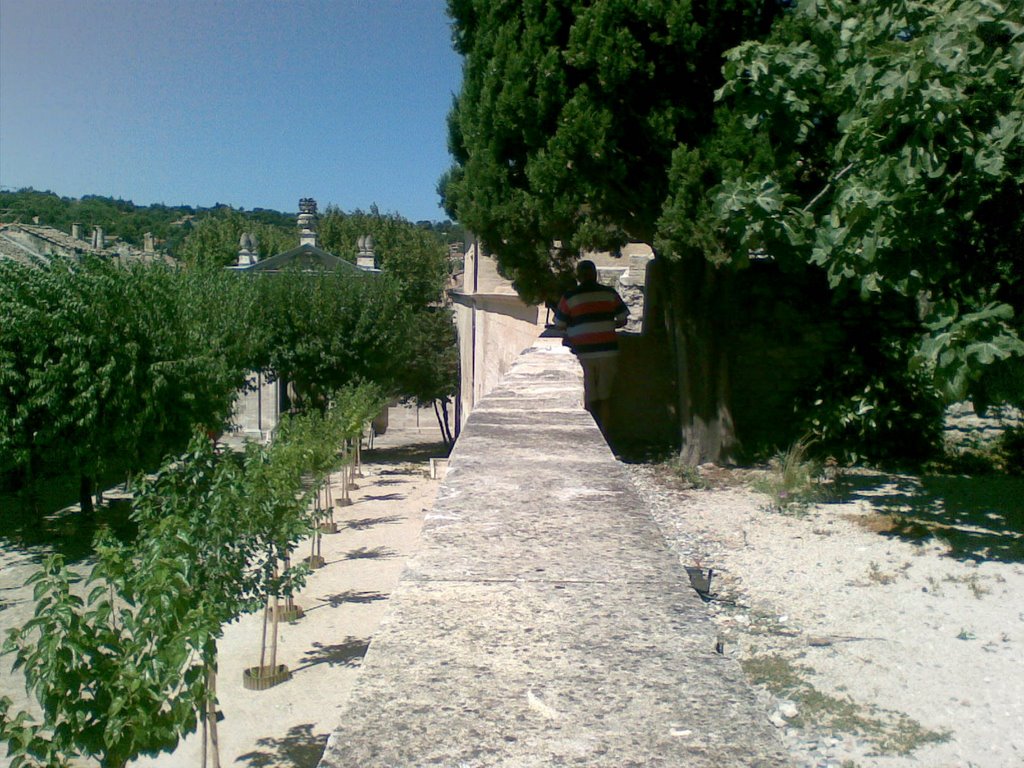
left=553, top=260, right=628, bottom=433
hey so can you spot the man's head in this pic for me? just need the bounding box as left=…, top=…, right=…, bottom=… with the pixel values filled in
left=576, top=260, right=598, bottom=284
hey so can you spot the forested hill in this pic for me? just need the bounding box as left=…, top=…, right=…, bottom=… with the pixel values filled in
left=0, top=188, right=463, bottom=256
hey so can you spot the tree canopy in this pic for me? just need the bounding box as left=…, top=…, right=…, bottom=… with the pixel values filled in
left=174, top=211, right=295, bottom=268
left=442, top=0, right=1024, bottom=462
left=317, top=206, right=452, bottom=306
left=0, top=259, right=251, bottom=507
left=442, top=0, right=773, bottom=301
left=702, top=0, right=1024, bottom=408
left=0, top=253, right=453, bottom=509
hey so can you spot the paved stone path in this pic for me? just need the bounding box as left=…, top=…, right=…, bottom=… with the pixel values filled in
left=318, top=340, right=789, bottom=767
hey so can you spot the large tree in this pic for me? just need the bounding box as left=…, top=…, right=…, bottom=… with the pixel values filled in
left=0, top=259, right=252, bottom=510
left=176, top=210, right=294, bottom=268
left=316, top=206, right=461, bottom=440
left=249, top=269, right=416, bottom=404
left=442, top=0, right=775, bottom=461
left=706, top=0, right=1024, bottom=409
left=317, top=206, right=452, bottom=306
left=443, top=0, right=1023, bottom=463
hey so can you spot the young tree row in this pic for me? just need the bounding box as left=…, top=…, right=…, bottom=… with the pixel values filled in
left=0, top=386, right=383, bottom=768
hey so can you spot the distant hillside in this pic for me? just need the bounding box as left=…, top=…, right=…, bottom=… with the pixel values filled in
left=0, top=189, right=465, bottom=257
left=0, top=188, right=299, bottom=255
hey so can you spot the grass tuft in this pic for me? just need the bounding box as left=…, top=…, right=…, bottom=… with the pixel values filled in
left=742, top=654, right=949, bottom=755
left=752, top=438, right=833, bottom=514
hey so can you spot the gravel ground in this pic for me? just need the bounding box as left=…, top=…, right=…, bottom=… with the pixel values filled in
left=626, top=462, right=1024, bottom=768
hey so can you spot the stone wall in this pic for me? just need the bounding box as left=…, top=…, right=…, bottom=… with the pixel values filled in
left=316, top=340, right=789, bottom=767
left=451, top=293, right=546, bottom=427
left=227, top=372, right=281, bottom=444
left=944, top=402, right=1024, bottom=453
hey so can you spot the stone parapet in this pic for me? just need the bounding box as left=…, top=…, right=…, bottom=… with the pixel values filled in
left=318, top=339, right=789, bottom=767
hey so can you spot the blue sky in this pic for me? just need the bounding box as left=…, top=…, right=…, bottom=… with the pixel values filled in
left=0, top=0, right=463, bottom=222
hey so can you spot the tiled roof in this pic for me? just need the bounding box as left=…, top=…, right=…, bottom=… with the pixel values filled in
left=0, top=223, right=170, bottom=266
left=0, top=230, right=50, bottom=266
left=239, top=243, right=372, bottom=274
left=12, top=224, right=97, bottom=253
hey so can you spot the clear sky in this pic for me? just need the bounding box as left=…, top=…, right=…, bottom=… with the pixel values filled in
left=0, top=0, right=463, bottom=222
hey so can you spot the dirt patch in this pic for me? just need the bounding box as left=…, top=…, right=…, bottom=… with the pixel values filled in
left=0, top=432, right=444, bottom=768
left=628, top=463, right=1024, bottom=768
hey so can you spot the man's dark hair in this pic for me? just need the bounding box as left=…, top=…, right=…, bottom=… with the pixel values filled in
left=576, top=260, right=597, bottom=282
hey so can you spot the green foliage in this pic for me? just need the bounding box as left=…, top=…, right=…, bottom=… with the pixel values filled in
left=173, top=204, right=458, bottom=441
left=249, top=269, right=415, bottom=400
left=0, top=434, right=256, bottom=766
left=444, top=0, right=1022, bottom=465
left=0, top=258, right=252, bottom=492
left=0, top=385, right=373, bottom=767
left=914, top=301, right=1024, bottom=408
left=995, top=426, right=1024, bottom=474
left=661, top=457, right=710, bottom=490
left=797, top=320, right=946, bottom=466
left=0, top=188, right=198, bottom=250
left=1, top=189, right=460, bottom=268
left=443, top=0, right=774, bottom=302
left=394, top=308, right=459, bottom=403
left=1, top=252, right=456, bottom=499
left=711, top=0, right=1024, bottom=407
left=317, top=206, right=451, bottom=306
left=175, top=210, right=294, bottom=268
left=327, top=383, right=387, bottom=442
left=753, top=437, right=831, bottom=513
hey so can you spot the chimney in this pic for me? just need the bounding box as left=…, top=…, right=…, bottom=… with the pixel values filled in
left=92, top=226, right=104, bottom=249
left=237, top=232, right=258, bottom=266
left=298, top=198, right=318, bottom=247
left=71, top=223, right=82, bottom=240
left=143, top=232, right=155, bottom=252
left=356, top=234, right=377, bottom=270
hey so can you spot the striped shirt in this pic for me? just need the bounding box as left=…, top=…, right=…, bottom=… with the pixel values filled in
left=554, top=281, right=628, bottom=359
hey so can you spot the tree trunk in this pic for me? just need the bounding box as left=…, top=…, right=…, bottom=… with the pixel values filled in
left=653, top=256, right=738, bottom=465
left=207, top=665, right=221, bottom=768
left=433, top=400, right=454, bottom=449
left=79, top=474, right=95, bottom=515
left=441, top=399, right=455, bottom=446
left=259, top=561, right=272, bottom=671
left=270, top=590, right=280, bottom=671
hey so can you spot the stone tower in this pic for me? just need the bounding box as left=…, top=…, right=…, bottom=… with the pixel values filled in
left=237, top=232, right=258, bottom=266
left=357, top=234, right=377, bottom=270
left=298, top=198, right=318, bottom=247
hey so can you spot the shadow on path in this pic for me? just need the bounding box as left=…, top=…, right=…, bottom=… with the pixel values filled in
left=0, top=494, right=136, bottom=564
left=365, top=441, right=448, bottom=466
left=839, top=473, right=1024, bottom=563
left=342, top=546, right=395, bottom=561
left=341, top=515, right=404, bottom=531
left=321, top=590, right=387, bottom=606
left=301, top=591, right=387, bottom=615
left=293, top=637, right=369, bottom=673
left=236, top=723, right=329, bottom=768
left=356, top=493, right=406, bottom=502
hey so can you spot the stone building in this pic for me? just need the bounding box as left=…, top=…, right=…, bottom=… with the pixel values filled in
left=0, top=221, right=166, bottom=267
left=227, top=198, right=382, bottom=443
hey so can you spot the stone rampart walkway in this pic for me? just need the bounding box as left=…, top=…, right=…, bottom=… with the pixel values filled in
left=318, top=339, right=789, bottom=767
